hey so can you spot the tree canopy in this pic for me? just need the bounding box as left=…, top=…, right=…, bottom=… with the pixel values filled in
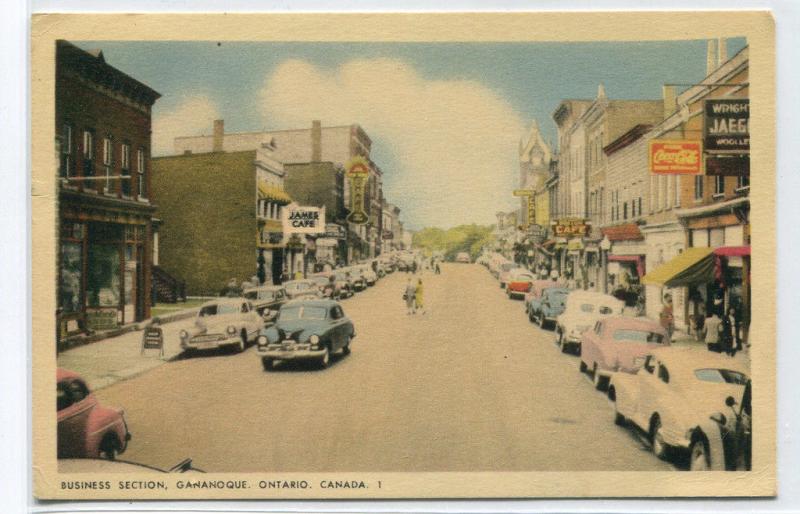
left=412, top=224, right=495, bottom=260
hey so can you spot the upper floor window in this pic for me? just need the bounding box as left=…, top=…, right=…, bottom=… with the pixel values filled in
left=736, top=174, right=750, bottom=191
left=714, top=176, right=725, bottom=197
left=82, top=130, right=94, bottom=176
left=694, top=175, right=704, bottom=201
left=137, top=148, right=147, bottom=199
left=121, top=143, right=131, bottom=196
left=102, top=137, right=113, bottom=193
left=59, top=123, right=73, bottom=178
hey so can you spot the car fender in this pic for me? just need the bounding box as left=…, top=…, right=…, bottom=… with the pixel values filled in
left=690, top=420, right=727, bottom=470
left=609, top=373, right=635, bottom=419
left=86, top=403, right=125, bottom=457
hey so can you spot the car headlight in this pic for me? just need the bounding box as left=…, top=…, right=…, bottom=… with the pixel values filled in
left=227, top=325, right=237, bottom=335
left=257, top=335, right=268, bottom=346
left=309, top=335, right=320, bottom=344
left=179, top=329, right=188, bottom=339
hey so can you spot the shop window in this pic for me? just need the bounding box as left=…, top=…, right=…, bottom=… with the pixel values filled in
left=623, top=202, right=628, bottom=220
left=59, top=241, right=82, bottom=314
left=137, top=149, right=147, bottom=199
left=736, top=174, right=750, bottom=191
left=694, top=175, right=704, bottom=201
left=60, top=123, right=73, bottom=178
left=102, top=137, right=113, bottom=193
left=87, top=243, right=121, bottom=308
left=82, top=130, right=94, bottom=176
left=637, top=197, right=642, bottom=218
left=121, top=143, right=131, bottom=197
left=714, top=176, right=725, bottom=197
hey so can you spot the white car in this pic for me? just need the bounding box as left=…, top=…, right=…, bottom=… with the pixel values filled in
left=498, top=265, right=525, bottom=288
left=179, top=299, right=264, bottom=353
left=555, top=291, right=624, bottom=354
left=608, top=347, right=749, bottom=462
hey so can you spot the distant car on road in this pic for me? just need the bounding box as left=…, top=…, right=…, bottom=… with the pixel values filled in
left=555, top=291, right=624, bottom=354
left=498, top=265, right=525, bottom=289
left=505, top=270, right=536, bottom=299
left=608, top=347, right=749, bottom=462
left=180, top=299, right=263, bottom=353
left=579, top=316, right=670, bottom=391
left=242, top=285, right=287, bottom=315
left=455, top=252, right=471, bottom=263
left=57, top=368, right=130, bottom=460
left=256, top=299, right=356, bottom=370
left=283, top=279, right=322, bottom=300
left=526, top=283, right=568, bottom=329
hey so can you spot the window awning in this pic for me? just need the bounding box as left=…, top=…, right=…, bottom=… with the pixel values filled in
left=641, top=247, right=714, bottom=287
left=601, top=223, right=643, bottom=242
left=608, top=254, right=645, bottom=277
left=714, top=245, right=750, bottom=257
left=257, top=182, right=292, bottom=205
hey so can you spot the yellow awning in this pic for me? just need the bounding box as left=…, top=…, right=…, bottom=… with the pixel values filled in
left=641, top=247, right=714, bottom=287
left=258, top=182, right=292, bottom=205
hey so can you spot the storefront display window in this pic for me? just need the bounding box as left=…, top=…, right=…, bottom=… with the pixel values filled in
left=59, top=242, right=82, bottom=313
left=87, top=244, right=120, bottom=308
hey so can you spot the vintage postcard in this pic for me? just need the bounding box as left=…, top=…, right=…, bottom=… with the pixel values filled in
left=31, top=11, right=776, bottom=500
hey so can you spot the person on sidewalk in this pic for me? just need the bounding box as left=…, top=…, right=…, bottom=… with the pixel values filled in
left=659, top=294, right=675, bottom=338
left=721, top=306, right=742, bottom=356
left=415, top=278, right=426, bottom=315
left=404, top=279, right=417, bottom=315
left=702, top=311, right=723, bottom=353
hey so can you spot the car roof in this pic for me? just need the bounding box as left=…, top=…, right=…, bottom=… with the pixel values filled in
left=200, top=298, right=248, bottom=308
left=567, top=291, right=624, bottom=303
left=284, top=279, right=316, bottom=285
left=647, top=346, right=749, bottom=375
left=283, top=298, right=339, bottom=308
left=243, top=285, right=283, bottom=293
left=57, top=367, right=83, bottom=382
left=600, top=315, right=666, bottom=334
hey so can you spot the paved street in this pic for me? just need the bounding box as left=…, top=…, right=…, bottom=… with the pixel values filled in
left=96, top=263, right=673, bottom=472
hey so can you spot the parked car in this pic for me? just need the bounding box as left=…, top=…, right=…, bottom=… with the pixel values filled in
left=524, top=280, right=558, bottom=321
left=256, top=299, right=356, bottom=370
left=490, top=259, right=513, bottom=279
left=555, top=291, right=624, bottom=354
left=608, top=347, right=749, bottom=462
left=579, top=316, right=670, bottom=391
left=498, top=265, right=525, bottom=289
left=687, top=379, right=751, bottom=471
left=344, top=268, right=367, bottom=291
left=505, top=270, right=536, bottom=299
left=57, top=368, right=130, bottom=459
left=455, top=252, right=471, bottom=263
left=330, top=271, right=355, bottom=298
left=242, top=285, right=287, bottom=315
left=283, top=279, right=322, bottom=300
left=358, top=265, right=378, bottom=286
left=179, top=299, right=263, bottom=353
left=528, top=286, right=570, bottom=330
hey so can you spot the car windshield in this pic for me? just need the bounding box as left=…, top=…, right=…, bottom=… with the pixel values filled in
left=612, top=329, right=665, bottom=344
left=279, top=306, right=328, bottom=321
left=514, top=273, right=534, bottom=281
left=579, top=303, right=595, bottom=313
left=694, top=368, right=748, bottom=385
left=286, top=282, right=311, bottom=291
left=548, top=290, right=568, bottom=301
left=501, top=263, right=514, bottom=272
left=199, top=304, right=238, bottom=316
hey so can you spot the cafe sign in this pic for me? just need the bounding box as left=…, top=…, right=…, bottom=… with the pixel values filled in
left=704, top=99, right=749, bottom=153
left=648, top=140, right=703, bottom=175
left=282, top=205, right=325, bottom=234
left=554, top=218, right=589, bottom=238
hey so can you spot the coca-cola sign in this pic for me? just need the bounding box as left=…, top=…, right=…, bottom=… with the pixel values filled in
left=648, top=140, right=703, bottom=175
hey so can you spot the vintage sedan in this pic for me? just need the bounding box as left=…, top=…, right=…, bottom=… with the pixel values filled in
left=343, top=267, right=368, bottom=291
left=505, top=270, right=537, bottom=299
left=530, top=286, right=570, bottom=330
left=608, top=347, right=749, bottom=462
left=579, top=316, right=670, bottom=391
left=283, top=279, right=322, bottom=300
left=179, top=299, right=263, bottom=353
left=498, top=264, right=525, bottom=288
left=523, top=280, right=557, bottom=321
left=256, top=299, right=356, bottom=370
left=242, top=285, right=287, bottom=315
left=57, top=368, right=130, bottom=459
left=358, top=265, right=378, bottom=286
left=555, top=291, right=624, bottom=354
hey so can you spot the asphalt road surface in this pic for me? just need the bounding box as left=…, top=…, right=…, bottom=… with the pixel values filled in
left=97, top=263, right=674, bottom=472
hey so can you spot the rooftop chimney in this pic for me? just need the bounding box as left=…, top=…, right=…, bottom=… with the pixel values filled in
left=311, top=120, right=322, bottom=162
left=662, top=85, right=677, bottom=119
left=213, top=119, right=224, bottom=152
left=706, top=40, right=717, bottom=77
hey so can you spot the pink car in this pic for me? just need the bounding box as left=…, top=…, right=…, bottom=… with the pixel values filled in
left=57, top=368, right=130, bottom=459
left=579, top=317, right=670, bottom=391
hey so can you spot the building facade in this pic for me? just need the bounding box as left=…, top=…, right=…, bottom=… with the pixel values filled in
left=56, top=41, right=161, bottom=341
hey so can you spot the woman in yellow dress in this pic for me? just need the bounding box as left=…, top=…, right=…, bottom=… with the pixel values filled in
left=414, top=278, right=425, bottom=314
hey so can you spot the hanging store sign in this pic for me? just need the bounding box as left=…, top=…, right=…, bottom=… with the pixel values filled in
left=704, top=99, right=749, bottom=153
left=382, top=230, right=394, bottom=240
left=512, top=189, right=534, bottom=197
left=648, top=140, right=703, bottom=175
left=324, top=223, right=346, bottom=240
left=282, top=205, right=325, bottom=234
left=345, top=156, right=370, bottom=225
left=527, top=197, right=536, bottom=227
left=554, top=218, right=589, bottom=238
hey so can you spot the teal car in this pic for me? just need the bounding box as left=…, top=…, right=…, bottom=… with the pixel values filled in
left=256, top=299, right=355, bottom=371
left=529, top=287, right=570, bottom=330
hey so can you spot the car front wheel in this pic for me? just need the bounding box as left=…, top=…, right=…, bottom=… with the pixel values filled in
left=99, top=434, right=120, bottom=460
left=689, top=436, right=711, bottom=471
left=650, top=416, right=671, bottom=460
left=342, top=335, right=352, bottom=355
left=262, top=357, right=275, bottom=372
left=318, top=345, right=331, bottom=369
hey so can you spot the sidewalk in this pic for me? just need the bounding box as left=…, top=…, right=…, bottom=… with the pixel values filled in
left=57, top=310, right=198, bottom=391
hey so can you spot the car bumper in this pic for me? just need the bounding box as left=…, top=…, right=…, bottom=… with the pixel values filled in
left=181, top=336, right=240, bottom=350
left=258, top=345, right=326, bottom=360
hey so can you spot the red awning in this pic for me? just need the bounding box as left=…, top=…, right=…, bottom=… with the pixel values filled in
left=714, top=246, right=750, bottom=257
left=601, top=223, right=644, bottom=242
left=608, top=254, right=645, bottom=277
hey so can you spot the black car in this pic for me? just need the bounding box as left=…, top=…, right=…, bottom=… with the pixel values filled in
left=242, top=285, right=287, bottom=316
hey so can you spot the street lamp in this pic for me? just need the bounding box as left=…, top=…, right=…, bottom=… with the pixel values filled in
left=600, top=235, right=612, bottom=294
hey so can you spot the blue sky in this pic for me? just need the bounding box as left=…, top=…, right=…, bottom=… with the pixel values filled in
left=76, top=39, right=746, bottom=229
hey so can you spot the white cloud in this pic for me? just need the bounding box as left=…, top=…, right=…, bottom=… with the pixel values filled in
left=152, top=95, right=220, bottom=156
left=260, top=58, right=525, bottom=228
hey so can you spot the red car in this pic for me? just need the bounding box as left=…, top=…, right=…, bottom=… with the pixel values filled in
left=505, top=270, right=536, bottom=299
left=57, top=368, right=130, bottom=459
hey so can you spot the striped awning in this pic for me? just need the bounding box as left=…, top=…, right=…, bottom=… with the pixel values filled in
left=257, top=182, right=292, bottom=205
left=641, top=247, right=714, bottom=287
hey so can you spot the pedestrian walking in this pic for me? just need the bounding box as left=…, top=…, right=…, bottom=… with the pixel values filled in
left=659, top=294, right=674, bottom=338
left=411, top=260, right=418, bottom=274
left=434, top=260, right=441, bottom=274
left=415, top=278, right=425, bottom=314
left=404, top=279, right=417, bottom=315
left=721, top=306, right=741, bottom=355
left=702, top=311, right=723, bottom=352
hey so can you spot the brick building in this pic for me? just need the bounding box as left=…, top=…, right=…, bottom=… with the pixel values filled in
left=56, top=40, right=160, bottom=340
